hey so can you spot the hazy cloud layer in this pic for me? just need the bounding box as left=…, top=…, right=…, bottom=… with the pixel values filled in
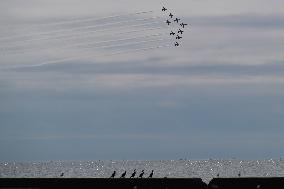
left=1, top=0, right=284, bottom=160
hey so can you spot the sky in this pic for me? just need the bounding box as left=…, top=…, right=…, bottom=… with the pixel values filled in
left=1, top=0, right=284, bottom=161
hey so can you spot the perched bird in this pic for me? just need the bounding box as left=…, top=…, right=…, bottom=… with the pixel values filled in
left=139, top=170, right=144, bottom=178
left=110, top=171, right=116, bottom=178
left=238, top=172, right=241, bottom=177
left=120, top=171, right=126, bottom=178
left=130, top=169, right=136, bottom=178
left=148, top=170, right=154, bottom=178
left=217, top=173, right=220, bottom=178
left=60, top=172, right=64, bottom=177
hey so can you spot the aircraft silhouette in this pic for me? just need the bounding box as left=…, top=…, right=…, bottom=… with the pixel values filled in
left=166, top=20, right=171, bottom=25
left=178, top=29, right=184, bottom=34
left=120, top=171, right=126, bottom=178
left=176, top=35, right=182, bottom=40
left=162, top=7, right=167, bottom=11
left=174, top=18, right=181, bottom=23
left=180, top=23, right=188, bottom=28
left=170, top=31, right=175, bottom=35
left=169, top=13, right=173, bottom=18
left=175, top=42, right=179, bottom=46
left=130, top=169, right=136, bottom=178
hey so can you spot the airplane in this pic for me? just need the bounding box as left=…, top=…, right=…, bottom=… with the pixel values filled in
left=176, top=35, right=182, bottom=40
left=169, top=13, right=173, bottom=18
left=162, top=7, right=167, bottom=11
left=166, top=20, right=171, bottom=25
left=180, top=23, right=188, bottom=28
left=178, top=29, right=184, bottom=34
left=174, top=18, right=181, bottom=23
left=175, top=42, right=179, bottom=46
left=170, top=31, right=175, bottom=35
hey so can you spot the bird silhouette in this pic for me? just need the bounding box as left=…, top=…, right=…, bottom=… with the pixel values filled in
left=120, top=171, right=126, bottom=178
left=130, top=169, right=136, bottom=178
left=60, top=172, right=64, bottom=177
left=238, top=172, right=241, bottom=177
left=139, top=170, right=144, bottom=178
left=110, top=171, right=116, bottom=178
left=148, top=170, right=154, bottom=178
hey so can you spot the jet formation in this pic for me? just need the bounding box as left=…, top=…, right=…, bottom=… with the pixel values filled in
left=162, top=6, right=189, bottom=47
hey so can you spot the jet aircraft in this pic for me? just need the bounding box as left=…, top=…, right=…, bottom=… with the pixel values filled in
left=174, top=18, right=181, bottom=23
left=169, top=13, right=173, bottom=18
left=166, top=20, right=171, bottom=25
left=178, top=29, right=184, bottom=34
left=175, top=42, right=179, bottom=46
left=170, top=31, right=175, bottom=35
left=176, top=35, right=182, bottom=40
left=180, top=23, right=188, bottom=28
left=162, top=7, right=167, bottom=11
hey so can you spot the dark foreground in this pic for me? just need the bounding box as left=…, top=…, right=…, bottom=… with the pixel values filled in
left=1, top=177, right=284, bottom=189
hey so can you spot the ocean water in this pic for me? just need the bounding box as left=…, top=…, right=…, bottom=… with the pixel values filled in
left=1, top=159, right=284, bottom=183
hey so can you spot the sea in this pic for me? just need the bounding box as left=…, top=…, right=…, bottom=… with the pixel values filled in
left=1, top=159, right=284, bottom=184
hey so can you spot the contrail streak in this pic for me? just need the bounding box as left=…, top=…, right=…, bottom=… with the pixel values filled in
left=1, top=43, right=170, bottom=70
left=78, top=38, right=166, bottom=50
left=0, top=33, right=164, bottom=54
left=1, top=26, right=166, bottom=48
left=1, top=33, right=165, bottom=54
left=3, top=10, right=154, bottom=31
left=0, top=16, right=162, bottom=42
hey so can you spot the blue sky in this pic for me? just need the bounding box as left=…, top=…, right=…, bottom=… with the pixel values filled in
left=1, top=0, right=284, bottom=161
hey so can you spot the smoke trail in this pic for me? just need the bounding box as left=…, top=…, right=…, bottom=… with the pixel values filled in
left=1, top=33, right=166, bottom=55
left=0, top=16, right=161, bottom=42
left=0, top=21, right=167, bottom=55
left=3, top=10, right=154, bottom=32
left=2, top=26, right=166, bottom=49
left=1, top=43, right=170, bottom=70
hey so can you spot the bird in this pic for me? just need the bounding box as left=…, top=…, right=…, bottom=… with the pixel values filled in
left=60, top=172, right=64, bottom=177
left=217, top=173, right=220, bottom=177
left=148, top=170, right=154, bottom=178
left=170, top=31, right=175, bottom=36
left=162, top=7, right=167, bottom=11
left=139, top=170, right=144, bottom=178
left=130, top=169, right=136, bottom=178
left=169, top=13, right=173, bottom=18
left=175, top=42, right=179, bottom=46
left=238, top=172, right=241, bottom=177
left=110, top=171, right=116, bottom=178
left=120, top=171, right=126, bottom=178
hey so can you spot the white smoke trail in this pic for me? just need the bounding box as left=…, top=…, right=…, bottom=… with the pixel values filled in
left=0, top=16, right=162, bottom=42
left=1, top=26, right=166, bottom=49
left=1, top=43, right=170, bottom=70
left=3, top=10, right=154, bottom=32
left=1, top=33, right=166, bottom=55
